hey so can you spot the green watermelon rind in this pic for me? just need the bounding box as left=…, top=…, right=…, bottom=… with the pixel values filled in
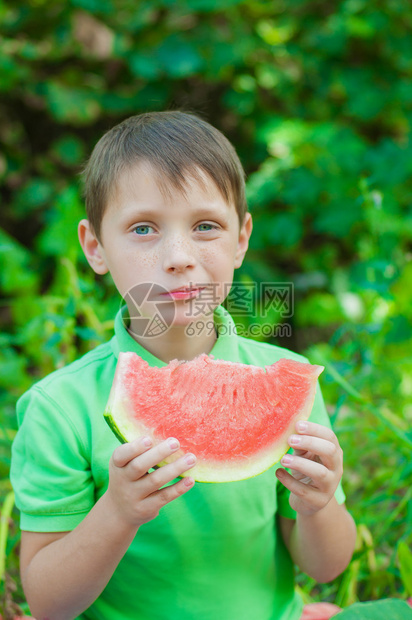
left=104, top=412, right=128, bottom=445
left=104, top=411, right=166, bottom=477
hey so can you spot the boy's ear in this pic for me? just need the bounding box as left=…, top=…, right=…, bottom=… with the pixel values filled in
left=78, top=219, right=109, bottom=275
left=234, top=212, right=253, bottom=269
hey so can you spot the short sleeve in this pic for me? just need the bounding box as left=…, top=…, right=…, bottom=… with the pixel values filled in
left=10, top=386, right=95, bottom=532
left=276, top=380, right=346, bottom=520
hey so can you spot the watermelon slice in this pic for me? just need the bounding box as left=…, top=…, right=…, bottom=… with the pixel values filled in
left=104, top=353, right=324, bottom=482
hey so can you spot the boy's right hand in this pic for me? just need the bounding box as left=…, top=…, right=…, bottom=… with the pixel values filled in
left=105, top=436, right=196, bottom=529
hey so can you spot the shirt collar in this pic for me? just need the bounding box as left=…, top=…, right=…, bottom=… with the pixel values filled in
left=110, top=304, right=240, bottom=366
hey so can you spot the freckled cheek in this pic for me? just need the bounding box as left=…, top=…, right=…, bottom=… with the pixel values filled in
left=197, top=243, right=236, bottom=270
left=112, top=250, right=161, bottom=288
left=197, top=247, right=236, bottom=299
left=197, top=247, right=214, bottom=264
left=119, top=248, right=160, bottom=269
left=135, top=250, right=160, bottom=270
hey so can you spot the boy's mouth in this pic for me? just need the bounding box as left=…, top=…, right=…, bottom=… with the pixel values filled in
left=161, top=286, right=206, bottom=300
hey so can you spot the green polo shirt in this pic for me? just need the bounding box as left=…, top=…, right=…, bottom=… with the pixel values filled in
left=11, top=305, right=345, bottom=620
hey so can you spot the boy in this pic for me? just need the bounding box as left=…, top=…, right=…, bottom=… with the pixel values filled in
left=11, top=111, right=356, bottom=620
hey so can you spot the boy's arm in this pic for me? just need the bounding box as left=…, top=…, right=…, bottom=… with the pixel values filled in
left=279, top=500, right=356, bottom=582
left=276, top=421, right=357, bottom=583
left=20, top=436, right=197, bottom=620
left=20, top=500, right=137, bottom=620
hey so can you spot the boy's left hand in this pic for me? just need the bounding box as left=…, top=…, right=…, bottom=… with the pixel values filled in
left=275, top=421, right=343, bottom=516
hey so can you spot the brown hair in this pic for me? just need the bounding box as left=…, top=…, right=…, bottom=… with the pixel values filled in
left=81, top=111, right=248, bottom=243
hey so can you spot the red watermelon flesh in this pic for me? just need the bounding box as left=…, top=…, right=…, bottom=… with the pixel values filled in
left=104, top=353, right=324, bottom=482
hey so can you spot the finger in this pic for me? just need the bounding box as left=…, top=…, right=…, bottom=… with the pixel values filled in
left=143, top=475, right=195, bottom=513
left=288, top=434, right=342, bottom=470
left=280, top=454, right=333, bottom=491
left=139, top=453, right=197, bottom=496
left=295, top=421, right=339, bottom=446
left=112, top=436, right=153, bottom=468
left=275, top=468, right=325, bottom=510
left=124, top=437, right=183, bottom=481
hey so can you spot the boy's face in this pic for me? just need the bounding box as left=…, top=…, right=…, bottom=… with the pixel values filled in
left=79, top=162, right=252, bottom=330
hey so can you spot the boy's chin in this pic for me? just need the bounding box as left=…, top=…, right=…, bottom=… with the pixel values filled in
left=170, top=306, right=217, bottom=329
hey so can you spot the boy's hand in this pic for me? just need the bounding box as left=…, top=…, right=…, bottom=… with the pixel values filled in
left=105, top=436, right=196, bottom=528
left=275, top=421, right=343, bottom=516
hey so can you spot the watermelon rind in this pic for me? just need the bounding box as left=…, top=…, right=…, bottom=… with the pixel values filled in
left=104, top=413, right=128, bottom=445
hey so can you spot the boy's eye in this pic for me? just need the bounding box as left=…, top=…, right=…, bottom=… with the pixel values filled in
left=197, top=223, right=216, bottom=232
left=134, top=225, right=153, bottom=235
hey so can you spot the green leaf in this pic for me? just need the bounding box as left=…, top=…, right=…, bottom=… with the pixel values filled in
left=0, top=53, right=29, bottom=90
left=0, top=491, right=15, bottom=582
left=349, top=87, right=389, bottom=121
left=129, top=52, right=162, bottom=80
left=246, top=159, right=284, bottom=210
left=52, top=135, right=85, bottom=166
left=267, top=212, right=303, bottom=247
left=188, top=0, right=245, bottom=11
left=156, top=36, right=203, bottom=78
left=398, top=541, right=412, bottom=597
left=36, top=185, right=84, bottom=259
left=384, top=315, right=412, bottom=345
left=43, top=82, right=101, bottom=125
left=223, top=88, right=256, bottom=116
left=345, top=15, right=376, bottom=38
left=70, top=0, right=113, bottom=15
left=0, top=228, right=38, bottom=294
left=296, top=292, right=345, bottom=327
left=349, top=260, right=398, bottom=294
left=160, top=0, right=244, bottom=10
left=0, top=347, right=28, bottom=390
left=335, top=599, right=412, bottom=619
left=14, top=178, right=55, bottom=215
left=280, top=168, right=323, bottom=211
left=313, top=200, right=361, bottom=238
left=257, top=117, right=311, bottom=156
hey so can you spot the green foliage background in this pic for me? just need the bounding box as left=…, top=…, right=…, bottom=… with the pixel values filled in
left=1, top=0, right=412, bottom=615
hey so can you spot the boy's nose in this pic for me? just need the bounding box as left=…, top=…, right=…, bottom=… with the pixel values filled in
left=162, top=239, right=196, bottom=274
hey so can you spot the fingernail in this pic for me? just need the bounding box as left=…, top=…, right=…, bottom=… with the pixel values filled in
left=290, top=435, right=301, bottom=445
left=184, top=477, right=194, bottom=487
left=297, top=421, right=308, bottom=432
left=142, top=436, right=152, bottom=447
left=185, top=453, right=196, bottom=465
left=281, top=454, right=292, bottom=465
left=168, top=438, right=179, bottom=450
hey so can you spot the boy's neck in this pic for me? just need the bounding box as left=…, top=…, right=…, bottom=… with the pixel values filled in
left=127, top=320, right=218, bottom=364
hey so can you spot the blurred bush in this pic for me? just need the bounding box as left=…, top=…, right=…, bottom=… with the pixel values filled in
left=1, top=0, right=411, bottom=612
